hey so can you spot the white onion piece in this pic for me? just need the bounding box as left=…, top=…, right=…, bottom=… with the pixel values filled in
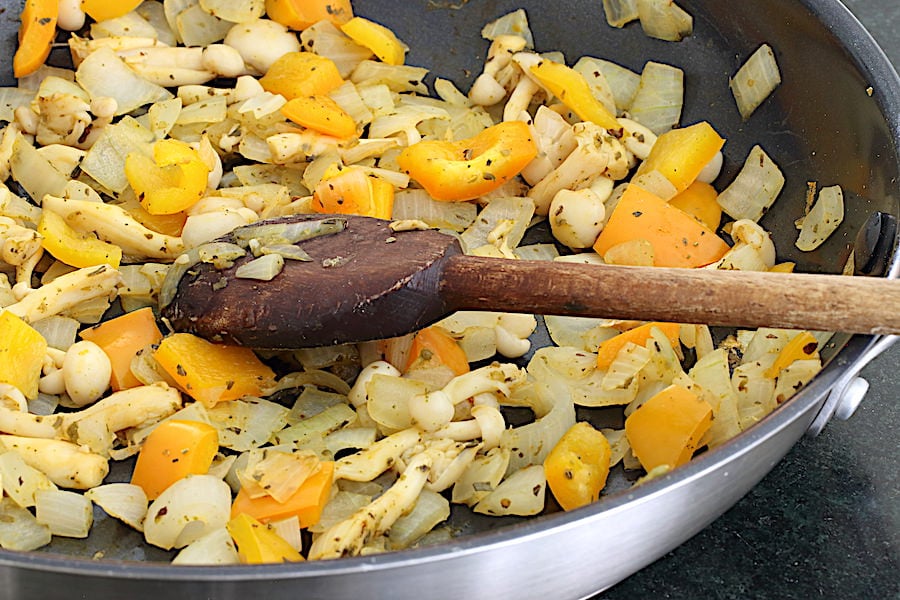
left=0, top=451, right=56, bottom=508
left=275, top=403, right=357, bottom=446
left=144, top=475, right=231, bottom=550
left=730, top=44, right=782, bottom=120
left=451, top=446, right=510, bottom=506
left=717, top=145, right=785, bottom=222
left=365, top=374, right=426, bottom=431
left=31, top=316, right=79, bottom=351
left=591, top=58, right=641, bottom=114
left=689, top=349, right=742, bottom=449
left=629, top=61, right=684, bottom=134
left=35, top=489, right=93, bottom=538
left=392, top=189, right=478, bottom=232
left=573, top=57, right=618, bottom=117
left=85, top=483, right=149, bottom=532
left=208, top=398, right=289, bottom=452
left=460, top=196, right=535, bottom=253
left=732, top=360, right=777, bottom=430
left=308, top=491, right=371, bottom=534
left=603, top=0, right=639, bottom=27
left=796, top=185, right=844, bottom=251
left=387, top=489, right=450, bottom=550
left=0, top=498, right=51, bottom=551
left=473, top=465, right=546, bottom=516
left=269, top=516, right=303, bottom=552
left=481, top=9, right=534, bottom=48
left=234, top=253, right=284, bottom=281
left=637, top=0, right=693, bottom=42
left=173, top=527, right=240, bottom=565
left=75, top=47, right=173, bottom=116
left=301, top=21, right=373, bottom=78
left=199, top=0, right=264, bottom=23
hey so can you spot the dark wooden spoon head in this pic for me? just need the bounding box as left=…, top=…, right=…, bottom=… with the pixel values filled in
left=162, top=215, right=461, bottom=348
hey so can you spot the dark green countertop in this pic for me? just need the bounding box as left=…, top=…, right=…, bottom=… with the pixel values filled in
left=601, top=1, right=900, bottom=597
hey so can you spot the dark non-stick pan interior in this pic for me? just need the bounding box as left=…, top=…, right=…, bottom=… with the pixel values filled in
left=0, top=0, right=898, bottom=595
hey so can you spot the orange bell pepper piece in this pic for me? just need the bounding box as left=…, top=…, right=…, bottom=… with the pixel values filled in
left=397, top=121, right=537, bottom=202
left=13, top=0, right=58, bottom=78
left=544, top=422, right=612, bottom=511
left=340, top=16, right=407, bottom=65
left=265, top=0, right=353, bottom=31
left=231, top=461, right=334, bottom=528
left=125, top=139, right=209, bottom=215
left=81, top=0, right=144, bottom=22
left=153, top=333, right=276, bottom=408
left=593, top=184, right=730, bottom=268
left=529, top=60, right=620, bottom=131
left=625, top=384, right=713, bottom=471
left=405, top=326, right=470, bottom=376
left=633, top=121, right=725, bottom=194
left=281, top=95, right=357, bottom=139
left=669, top=181, right=723, bottom=231
left=227, top=513, right=304, bottom=564
left=79, top=307, right=164, bottom=391
left=765, top=331, right=819, bottom=379
left=313, top=166, right=394, bottom=219
left=38, top=209, right=123, bottom=269
left=259, top=52, right=344, bottom=100
left=0, top=311, right=48, bottom=400
left=130, top=419, right=219, bottom=500
left=595, top=322, right=681, bottom=370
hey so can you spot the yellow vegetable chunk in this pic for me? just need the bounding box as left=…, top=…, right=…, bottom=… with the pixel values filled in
left=669, top=181, right=723, bottom=231
left=625, top=384, right=713, bottom=471
left=38, top=209, right=123, bottom=269
left=593, top=184, right=730, bottom=268
left=765, top=331, right=819, bottom=378
left=281, top=95, right=357, bottom=138
left=265, top=0, right=353, bottom=31
left=130, top=420, right=218, bottom=500
left=153, top=333, right=276, bottom=408
left=0, top=311, right=48, bottom=399
left=633, top=121, right=725, bottom=194
left=125, top=139, right=208, bottom=216
left=544, top=422, right=611, bottom=511
left=13, top=0, right=58, bottom=78
left=596, top=322, right=681, bottom=370
left=530, top=60, right=620, bottom=131
left=227, top=513, right=304, bottom=564
left=312, top=166, right=394, bottom=219
left=259, top=52, right=344, bottom=100
left=81, top=0, right=144, bottom=22
left=340, top=16, right=407, bottom=65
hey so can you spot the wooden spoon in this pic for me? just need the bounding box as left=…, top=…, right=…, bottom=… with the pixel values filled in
left=161, top=215, right=900, bottom=348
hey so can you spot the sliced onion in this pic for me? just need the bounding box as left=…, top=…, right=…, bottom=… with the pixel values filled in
left=629, top=61, right=684, bottom=134
left=207, top=398, right=290, bottom=452
left=301, top=21, right=373, bottom=78
left=716, top=145, right=785, bottom=222
left=325, top=427, right=377, bottom=457
left=600, top=428, right=630, bottom=467
left=0, top=498, right=51, bottom=551
left=232, top=217, right=346, bottom=247
left=234, top=253, right=284, bottom=281
left=85, top=483, right=149, bottom=532
left=392, top=189, right=478, bottom=232
left=270, top=516, right=303, bottom=552
left=80, top=116, right=156, bottom=194
left=198, top=0, right=264, bottom=23
left=796, top=185, right=844, bottom=251
left=637, top=0, right=693, bottom=42
left=603, top=342, right=652, bottom=390
left=144, top=475, right=232, bottom=550
left=172, top=527, right=240, bottom=565
left=572, top=57, right=618, bottom=117
left=35, top=489, right=93, bottom=538
left=603, top=0, right=639, bottom=27
left=730, top=44, right=781, bottom=120
left=75, top=47, right=173, bottom=116
left=31, top=315, right=79, bottom=351
left=350, top=61, right=428, bottom=94
left=275, top=403, right=357, bottom=446
left=308, top=491, right=371, bottom=534
left=732, top=360, right=777, bottom=430
left=460, top=196, right=535, bottom=253
left=480, top=9, right=534, bottom=49
left=0, top=451, right=56, bottom=508
left=591, top=58, right=641, bottom=114
left=473, top=464, right=545, bottom=516
left=451, top=446, right=510, bottom=506
left=689, top=349, right=742, bottom=449
left=387, top=489, right=450, bottom=550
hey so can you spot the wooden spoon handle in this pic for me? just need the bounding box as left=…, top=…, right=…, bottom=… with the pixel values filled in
left=442, top=255, right=900, bottom=335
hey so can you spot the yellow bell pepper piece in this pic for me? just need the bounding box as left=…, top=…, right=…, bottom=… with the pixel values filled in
left=340, top=16, right=407, bottom=65
left=633, top=121, right=725, bottom=194
left=529, top=61, right=620, bottom=131
left=596, top=322, right=681, bottom=370
left=81, top=0, right=144, bottom=22
left=765, top=331, right=819, bottom=378
left=265, top=0, right=353, bottom=31
left=769, top=262, right=796, bottom=273
left=0, top=311, right=48, bottom=400
left=125, top=139, right=209, bottom=216
left=230, top=461, right=334, bottom=528
left=397, top=121, right=537, bottom=202
left=544, top=422, right=611, bottom=511
left=130, top=420, right=219, bottom=500
left=313, top=166, right=394, bottom=219
left=38, top=209, right=122, bottom=269
left=259, top=52, right=344, bottom=100
left=281, top=95, right=357, bottom=139
left=625, top=384, right=713, bottom=471
left=13, top=0, right=58, bottom=78
left=669, top=181, right=723, bottom=231
left=227, top=513, right=304, bottom=564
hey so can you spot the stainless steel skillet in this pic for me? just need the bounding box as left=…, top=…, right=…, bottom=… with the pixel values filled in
left=0, top=0, right=897, bottom=598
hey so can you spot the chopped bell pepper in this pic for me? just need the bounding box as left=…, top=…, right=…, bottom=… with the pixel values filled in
left=227, top=513, right=304, bottom=564
left=669, top=180, right=723, bottom=231
left=340, top=16, right=407, bottom=65
left=125, top=139, right=208, bottom=215
left=38, top=209, right=123, bottom=269
left=81, top=0, right=144, bottom=22
left=0, top=311, right=47, bottom=400
left=633, top=121, right=725, bottom=194
left=529, top=60, right=620, bottom=131
left=544, top=422, right=611, bottom=511
left=259, top=52, right=344, bottom=100
left=281, top=95, right=357, bottom=139
left=397, top=121, right=537, bottom=202
left=765, top=331, right=819, bottom=378
left=130, top=419, right=219, bottom=500
left=265, top=0, right=353, bottom=31
left=13, top=0, right=58, bottom=78
left=313, top=165, right=394, bottom=219
left=596, top=322, right=681, bottom=370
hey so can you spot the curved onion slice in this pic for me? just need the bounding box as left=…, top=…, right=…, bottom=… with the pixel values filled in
left=144, top=474, right=232, bottom=550
left=796, top=185, right=844, bottom=251
left=730, top=44, right=782, bottom=120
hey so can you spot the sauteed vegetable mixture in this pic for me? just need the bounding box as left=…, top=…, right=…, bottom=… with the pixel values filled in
left=0, top=0, right=842, bottom=563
